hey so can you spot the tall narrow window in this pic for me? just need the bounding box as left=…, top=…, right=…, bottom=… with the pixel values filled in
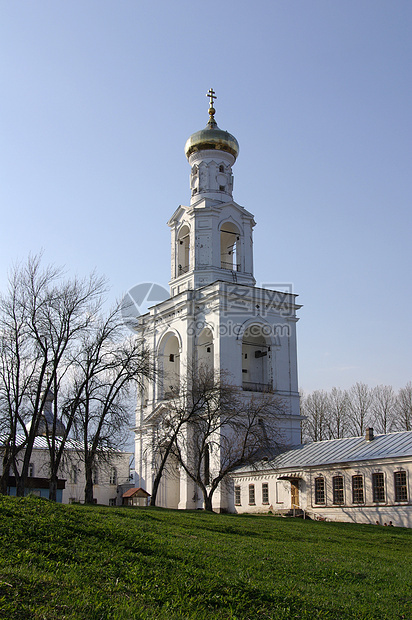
left=234, top=486, right=241, bottom=506
left=352, top=475, right=364, bottom=503
left=28, top=463, right=34, bottom=478
left=220, top=222, right=241, bottom=271
left=372, top=473, right=385, bottom=502
left=110, top=467, right=117, bottom=486
left=161, top=334, right=180, bottom=398
left=262, top=482, right=269, bottom=504
left=70, top=466, right=77, bottom=485
left=315, top=477, right=325, bottom=504
left=177, top=224, right=190, bottom=276
left=332, top=476, right=344, bottom=504
left=249, top=484, right=255, bottom=505
left=394, top=471, right=408, bottom=501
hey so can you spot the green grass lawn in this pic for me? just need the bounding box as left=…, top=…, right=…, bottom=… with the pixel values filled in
left=0, top=496, right=411, bottom=619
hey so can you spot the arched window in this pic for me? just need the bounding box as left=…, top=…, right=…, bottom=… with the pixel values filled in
left=160, top=334, right=180, bottom=398
left=197, top=327, right=214, bottom=372
left=177, top=224, right=190, bottom=276
left=242, top=325, right=271, bottom=392
left=220, top=222, right=241, bottom=271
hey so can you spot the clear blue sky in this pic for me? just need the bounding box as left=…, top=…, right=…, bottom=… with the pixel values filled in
left=1, top=1, right=411, bottom=393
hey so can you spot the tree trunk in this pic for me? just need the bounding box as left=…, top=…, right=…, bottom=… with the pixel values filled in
left=150, top=472, right=162, bottom=506
left=0, top=472, right=8, bottom=496
left=16, top=473, right=27, bottom=497
left=150, top=440, right=178, bottom=506
left=204, top=494, right=214, bottom=512
left=84, top=461, right=94, bottom=504
left=49, top=472, right=58, bottom=502
left=0, top=445, right=12, bottom=495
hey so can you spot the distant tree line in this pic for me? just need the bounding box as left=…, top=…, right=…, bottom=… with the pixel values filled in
left=301, top=382, right=412, bottom=443
left=0, top=254, right=153, bottom=502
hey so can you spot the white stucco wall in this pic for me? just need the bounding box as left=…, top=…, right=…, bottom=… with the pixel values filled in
left=231, top=457, right=412, bottom=528
left=0, top=445, right=132, bottom=506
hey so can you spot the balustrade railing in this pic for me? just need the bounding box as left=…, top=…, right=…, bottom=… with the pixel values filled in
left=221, top=262, right=240, bottom=271
left=178, top=265, right=189, bottom=275
left=242, top=382, right=273, bottom=393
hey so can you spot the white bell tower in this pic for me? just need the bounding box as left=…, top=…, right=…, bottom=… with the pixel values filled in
left=134, top=91, right=302, bottom=512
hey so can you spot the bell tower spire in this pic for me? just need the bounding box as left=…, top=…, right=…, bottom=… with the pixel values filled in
left=184, top=89, right=239, bottom=205
left=168, top=91, right=256, bottom=294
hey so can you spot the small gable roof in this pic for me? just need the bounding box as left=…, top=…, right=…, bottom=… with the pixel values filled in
left=122, top=487, right=151, bottom=498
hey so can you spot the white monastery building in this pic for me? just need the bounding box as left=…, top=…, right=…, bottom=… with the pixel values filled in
left=0, top=391, right=133, bottom=506
left=134, top=91, right=302, bottom=510
left=231, top=429, right=412, bottom=528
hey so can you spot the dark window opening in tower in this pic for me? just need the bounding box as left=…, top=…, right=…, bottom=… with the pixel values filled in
left=242, top=325, right=272, bottom=393
left=197, top=328, right=214, bottom=372
left=177, top=224, right=190, bottom=276
left=220, top=222, right=241, bottom=271
left=160, top=334, right=180, bottom=398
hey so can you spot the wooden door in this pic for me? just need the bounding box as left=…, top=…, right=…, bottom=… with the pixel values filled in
left=290, top=479, right=299, bottom=509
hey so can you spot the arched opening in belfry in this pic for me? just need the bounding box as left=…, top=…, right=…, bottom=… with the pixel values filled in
left=197, top=327, right=214, bottom=372
left=241, top=325, right=271, bottom=392
left=177, top=224, right=190, bottom=276
left=220, top=222, right=241, bottom=271
left=160, top=334, right=180, bottom=398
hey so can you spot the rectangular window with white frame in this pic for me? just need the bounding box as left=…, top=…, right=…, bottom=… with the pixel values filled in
left=332, top=476, right=344, bottom=504
left=394, top=471, right=408, bottom=502
left=372, top=472, right=385, bottom=502
left=352, top=475, right=364, bottom=503
left=262, top=482, right=269, bottom=504
left=314, top=477, right=325, bottom=504
left=70, top=466, right=78, bottom=485
left=109, top=467, right=117, bottom=485
left=248, top=484, right=255, bottom=505
left=234, top=486, right=241, bottom=506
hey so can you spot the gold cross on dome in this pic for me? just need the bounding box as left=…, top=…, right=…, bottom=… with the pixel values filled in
left=206, top=88, right=217, bottom=107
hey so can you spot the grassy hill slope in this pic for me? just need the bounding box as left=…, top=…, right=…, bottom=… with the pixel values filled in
left=0, top=496, right=411, bottom=619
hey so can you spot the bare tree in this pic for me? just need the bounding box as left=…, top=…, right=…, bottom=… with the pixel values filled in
left=371, top=384, right=397, bottom=434
left=68, top=307, right=153, bottom=504
left=327, top=387, right=349, bottom=439
left=396, top=382, right=412, bottom=431
left=0, top=254, right=106, bottom=498
left=149, top=367, right=286, bottom=511
left=347, top=382, right=373, bottom=436
left=301, top=390, right=329, bottom=442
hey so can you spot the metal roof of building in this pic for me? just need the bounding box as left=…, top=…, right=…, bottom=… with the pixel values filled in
left=0, top=433, right=82, bottom=451
left=0, top=433, right=133, bottom=455
left=235, top=430, right=412, bottom=474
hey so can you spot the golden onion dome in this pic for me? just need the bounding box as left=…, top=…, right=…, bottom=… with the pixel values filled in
left=184, top=89, right=239, bottom=160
